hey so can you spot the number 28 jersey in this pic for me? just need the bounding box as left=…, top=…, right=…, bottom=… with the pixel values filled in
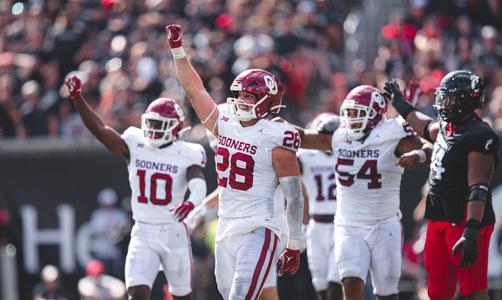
left=121, top=127, right=206, bottom=224
left=332, top=117, right=414, bottom=226
left=215, top=110, right=300, bottom=241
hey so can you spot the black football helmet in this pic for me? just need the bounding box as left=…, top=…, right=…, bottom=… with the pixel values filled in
left=433, top=70, right=485, bottom=123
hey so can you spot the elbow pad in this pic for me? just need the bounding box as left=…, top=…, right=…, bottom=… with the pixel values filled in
left=187, top=178, right=207, bottom=206
left=279, top=175, right=304, bottom=250
left=467, top=184, right=490, bottom=203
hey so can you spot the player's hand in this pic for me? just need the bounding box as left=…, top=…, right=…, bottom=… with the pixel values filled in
left=396, top=151, right=420, bottom=170
left=184, top=204, right=207, bottom=230
left=383, top=79, right=405, bottom=105
left=165, top=24, right=183, bottom=48
left=170, top=201, right=195, bottom=222
left=277, top=248, right=300, bottom=276
left=384, top=79, right=417, bottom=118
left=452, top=220, right=480, bottom=267
left=65, top=75, right=82, bottom=100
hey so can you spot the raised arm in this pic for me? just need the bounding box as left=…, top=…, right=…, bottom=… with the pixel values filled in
left=384, top=80, right=439, bottom=142
left=65, top=75, right=129, bottom=159
left=165, top=25, right=219, bottom=133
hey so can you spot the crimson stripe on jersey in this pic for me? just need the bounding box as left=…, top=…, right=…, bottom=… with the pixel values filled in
left=256, top=234, right=279, bottom=297
left=245, top=228, right=271, bottom=300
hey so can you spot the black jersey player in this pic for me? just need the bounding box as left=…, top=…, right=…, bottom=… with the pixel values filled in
left=385, top=70, right=499, bottom=300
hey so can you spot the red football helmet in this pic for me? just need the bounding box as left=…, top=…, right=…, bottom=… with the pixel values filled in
left=141, top=98, right=186, bottom=148
left=340, top=85, right=386, bottom=140
left=227, top=69, right=283, bottom=121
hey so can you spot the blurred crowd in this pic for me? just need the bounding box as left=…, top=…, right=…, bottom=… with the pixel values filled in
left=1, top=0, right=502, bottom=137
left=0, top=0, right=502, bottom=139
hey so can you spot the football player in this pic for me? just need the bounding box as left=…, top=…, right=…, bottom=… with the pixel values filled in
left=297, top=85, right=432, bottom=300
left=65, top=75, right=207, bottom=300
left=386, top=70, right=499, bottom=300
left=299, top=113, right=342, bottom=300
left=166, top=24, right=304, bottom=300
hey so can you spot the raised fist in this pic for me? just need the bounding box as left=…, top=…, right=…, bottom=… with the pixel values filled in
left=165, top=24, right=183, bottom=48
left=65, top=75, right=82, bottom=100
left=277, top=248, right=300, bottom=276
left=170, top=201, right=195, bottom=222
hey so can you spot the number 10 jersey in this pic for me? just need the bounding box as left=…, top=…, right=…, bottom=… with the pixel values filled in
left=122, top=127, right=206, bottom=224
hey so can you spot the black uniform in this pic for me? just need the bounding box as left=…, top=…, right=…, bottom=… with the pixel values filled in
left=425, top=116, right=499, bottom=226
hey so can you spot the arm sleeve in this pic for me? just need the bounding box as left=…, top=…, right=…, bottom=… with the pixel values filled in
left=187, top=177, right=207, bottom=206
left=188, top=144, right=207, bottom=167
left=279, top=175, right=304, bottom=249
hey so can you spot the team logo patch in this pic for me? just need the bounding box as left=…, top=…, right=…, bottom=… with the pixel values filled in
left=264, top=75, right=278, bottom=95
left=485, top=139, right=493, bottom=151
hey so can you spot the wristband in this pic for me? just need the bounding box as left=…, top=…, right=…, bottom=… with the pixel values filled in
left=466, top=219, right=481, bottom=229
left=412, top=149, right=427, bottom=163
left=171, top=47, right=186, bottom=60
left=287, top=238, right=302, bottom=250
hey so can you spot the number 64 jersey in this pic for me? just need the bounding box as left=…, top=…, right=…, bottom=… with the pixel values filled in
left=332, top=117, right=415, bottom=227
left=214, top=111, right=300, bottom=242
left=121, top=127, right=206, bottom=224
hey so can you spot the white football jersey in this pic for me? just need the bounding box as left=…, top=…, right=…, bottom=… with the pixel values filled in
left=297, top=149, right=337, bottom=216
left=215, top=109, right=300, bottom=241
left=331, top=117, right=415, bottom=226
left=121, top=127, right=206, bottom=224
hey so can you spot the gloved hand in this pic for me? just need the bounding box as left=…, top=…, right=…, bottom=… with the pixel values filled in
left=384, top=79, right=417, bottom=118
left=170, top=201, right=195, bottom=222
left=165, top=24, right=183, bottom=48
left=453, top=219, right=480, bottom=267
left=277, top=248, right=300, bottom=276
left=65, top=75, right=82, bottom=100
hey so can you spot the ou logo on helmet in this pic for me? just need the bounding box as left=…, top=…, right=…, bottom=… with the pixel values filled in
left=264, top=75, right=278, bottom=95
left=371, top=91, right=385, bottom=108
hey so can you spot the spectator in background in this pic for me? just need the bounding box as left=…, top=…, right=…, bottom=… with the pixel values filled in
left=20, top=80, right=58, bottom=137
left=32, top=265, right=67, bottom=300
left=78, top=259, right=126, bottom=300
left=89, top=188, right=130, bottom=279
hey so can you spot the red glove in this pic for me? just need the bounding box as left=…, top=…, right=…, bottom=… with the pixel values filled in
left=65, top=75, right=82, bottom=100
left=277, top=248, right=300, bottom=276
left=170, top=201, right=194, bottom=222
left=404, top=80, right=421, bottom=106
left=165, top=24, right=183, bottom=48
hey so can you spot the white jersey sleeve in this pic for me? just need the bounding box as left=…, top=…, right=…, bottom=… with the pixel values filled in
left=182, top=142, right=207, bottom=168
left=121, top=126, right=142, bottom=151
